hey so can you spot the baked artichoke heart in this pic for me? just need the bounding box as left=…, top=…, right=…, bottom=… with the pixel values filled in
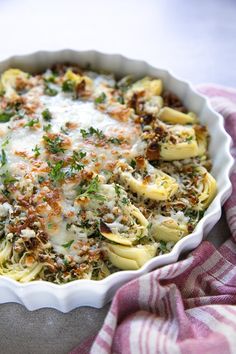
left=151, top=217, right=188, bottom=242
left=160, top=125, right=200, bottom=161
left=126, top=76, right=163, bottom=100
left=194, top=166, right=217, bottom=210
left=100, top=204, right=148, bottom=246
left=158, top=107, right=196, bottom=124
left=106, top=243, right=157, bottom=270
left=64, top=69, right=93, bottom=88
left=120, top=164, right=178, bottom=201
left=0, top=68, right=28, bottom=98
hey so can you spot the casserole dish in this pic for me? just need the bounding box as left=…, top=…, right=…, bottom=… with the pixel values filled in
left=0, top=50, right=233, bottom=311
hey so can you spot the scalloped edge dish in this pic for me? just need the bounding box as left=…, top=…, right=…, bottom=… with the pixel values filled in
left=0, top=50, right=233, bottom=312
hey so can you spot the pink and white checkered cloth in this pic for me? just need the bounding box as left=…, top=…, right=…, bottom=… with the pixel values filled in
left=71, top=85, right=236, bottom=354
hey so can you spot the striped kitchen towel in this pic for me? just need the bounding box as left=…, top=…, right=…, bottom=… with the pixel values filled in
left=71, top=85, right=236, bottom=354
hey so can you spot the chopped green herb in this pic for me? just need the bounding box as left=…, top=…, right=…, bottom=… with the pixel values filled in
left=60, top=126, right=69, bottom=135
left=38, top=176, right=45, bottom=184
left=130, top=159, right=136, bottom=169
left=62, top=240, right=74, bottom=249
left=159, top=240, right=167, bottom=253
left=0, top=170, right=17, bottom=185
left=77, top=175, right=106, bottom=201
left=44, top=82, right=58, bottom=96
left=121, top=197, right=129, bottom=205
left=24, top=118, right=39, bottom=128
left=66, top=223, right=72, bottom=231
left=48, top=161, right=65, bottom=182
left=0, top=149, right=7, bottom=167
left=44, top=71, right=57, bottom=83
left=42, top=109, right=53, bottom=121
left=62, top=80, right=75, bottom=93
left=47, top=222, right=53, bottom=229
left=108, top=137, right=122, bottom=145
left=43, top=135, right=65, bottom=154
left=2, top=138, right=9, bottom=148
left=95, top=92, right=106, bottom=104
left=71, top=150, right=86, bottom=171
left=117, top=96, right=124, bottom=104
left=43, top=123, right=52, bottom=132
left=80, top=127, right=105, bottom=140
left=147, top=222, right=152, bottom=231
left=32, top=145, right=41, bottom=158
left=115, top=184, right=121, bottom=197
left=186, top=136, right=193, bottom=143
left=0, top=111, right=14, bottom=123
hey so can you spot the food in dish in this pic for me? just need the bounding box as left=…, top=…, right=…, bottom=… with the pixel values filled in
left=0, top=65, right=216, bottom=283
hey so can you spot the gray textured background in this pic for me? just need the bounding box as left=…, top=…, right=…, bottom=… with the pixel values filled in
left=0, top=0, right=235, bottom=353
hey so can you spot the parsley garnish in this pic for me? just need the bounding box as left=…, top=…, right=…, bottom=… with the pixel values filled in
left=80, top=127, right=105, bottom=140
left=95, top=92, right=106, bottom=104
left=60, top=126, right=69, bottom=135
left=70, top=150, right=86, bottom=171
left=32, top=145, right=41, bottom=158
left=62, top=240, right=74, bottom=249
left=186, top=136, right=193, bottom=143
left=38, top=176, right=45, bottom=184
left=0, top=149, right=7, bottom=167
left=121, top=197, right=129, bottom=205
left=107, top=137, right=122, bottom=145
left=115, top=184, right=121, bottom=197
left=65, top=151, right=86, bottom=178
left=130, top=159, right=136, bottom=169
left=44, top=82, right=58, bottom=96
left=0, top=111, right=14, bottom=123
left=2, top=138, right=9, bottom=148
left=43, top=135, right=65, bottom=154
left=0, top=170, right=17, bottom=185
left=24, top=118, right=39, bottom=128
left=77, top=175, right=106, bottom=201
left=117, top=96, right=124, bottom=104
left=159, top=240, right=168, bottom=253
left=62, top=80, right=75, bottom=93
left=43, top=124, right=52, bottom=132
left=42, top=109, right=53, bottom=121
left=48, top=161, right=65, bottom=182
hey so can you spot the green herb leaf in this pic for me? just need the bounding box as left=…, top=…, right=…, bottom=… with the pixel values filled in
left=95, top=92, right=106, bottom=104
left=0, top=170, right=17, bottom=185
left=0, top=111, right=14, bottom=123
left=77, top=175, right=106, bottom=201
left=32, top=145, right=41, bottom=158
left=117, top=96, right=124, bottom=104
left=114, top=184, right=121, bottom=197
left=62, top=240, right=74, bottom=249
left=107, top=137, right=122, bottom=145
left=159, top=240, right=167, bottom=253
left=48, top=161, right=65, bottom=182
left=42, top=109, right=53, bottom=121
left=43, top=123, right=52, bottom=132
left=2, top=138, right=9, bottom=148
left=130, top=159, right=136, bottom=169
left=44, top=82, right=58, bottom=96
left=0, top=149, right=7, bottom=166
left=62, top=80, right=75, bottom=93
left=24, top=118, right=39, bottom=128
left=38, top=176, right=45, bottom=184
left=43, top=135, right=65, bottom=154
left=186, top=136, right=193, bottom=143
left=121, top=197, right=129, bottom=205
left=80, top=127, right=105, bottom=140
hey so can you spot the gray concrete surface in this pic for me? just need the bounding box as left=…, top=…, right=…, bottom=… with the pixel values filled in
left=0, top=0, right=235, bottom=353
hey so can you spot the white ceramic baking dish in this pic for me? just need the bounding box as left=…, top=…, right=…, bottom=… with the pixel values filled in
left=0, top=50, right=233, bottom=312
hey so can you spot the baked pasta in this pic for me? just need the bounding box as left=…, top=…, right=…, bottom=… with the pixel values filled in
left=0, top=65, right=217, bottom=283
